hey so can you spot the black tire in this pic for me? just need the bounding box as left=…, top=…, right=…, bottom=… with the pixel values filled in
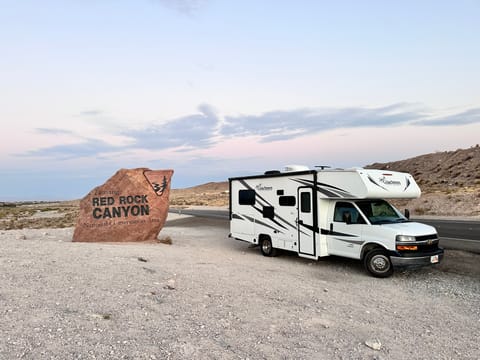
left=260, top=237, right=277, bottom=257
left=364, top=249, right=393, bottom=278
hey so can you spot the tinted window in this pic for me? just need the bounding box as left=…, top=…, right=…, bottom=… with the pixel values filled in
left=279, top=196, right=296, bottom=206
left=334, top=202, right=365, bottom=224
left=356, top=200, right=404, bottom=224
left=300, top=192, right=311, bottom=213
left=239, top=189, right=255, bottom=205
left=263, top=206, right=274, bottom=219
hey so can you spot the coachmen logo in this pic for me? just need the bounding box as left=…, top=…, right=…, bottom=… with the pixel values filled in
left=256, top=183, right=273, bottom=191
left=379, top=174, right=401, bottom=186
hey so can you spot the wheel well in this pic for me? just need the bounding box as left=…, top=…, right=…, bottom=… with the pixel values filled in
left=258, top=234, right=271, bottom=243
left=361, top=243, right=386, bottom=260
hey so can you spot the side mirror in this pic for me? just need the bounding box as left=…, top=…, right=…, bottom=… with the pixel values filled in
left=343, top=211, right=352, bottom=224
left=404, top=209, right=410, bottom=220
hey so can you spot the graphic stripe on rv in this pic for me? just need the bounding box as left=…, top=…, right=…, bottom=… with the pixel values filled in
left=334, top=238, right=365, bottom=245
left=238, top=179, right=309, bottom=235
left=321, top=229, right=359, bottom=237
left=232, top=213, right=283, bottom=233
left=403, top=176, right=411, bottom=192
left=293, top=179, right=353, bottom=198
left=367, top=175, right=388, bottom=191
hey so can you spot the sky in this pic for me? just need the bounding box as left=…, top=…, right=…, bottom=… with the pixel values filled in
left=1, top=0, right=479, bottom=200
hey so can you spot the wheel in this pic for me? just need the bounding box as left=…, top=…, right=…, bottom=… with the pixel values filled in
left=260, top=237, right=277, bottom=257
left=364, top=249, right=393, bottom=278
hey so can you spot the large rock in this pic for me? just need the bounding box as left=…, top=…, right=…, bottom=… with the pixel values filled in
left=73, top=168, right=174, bottom=242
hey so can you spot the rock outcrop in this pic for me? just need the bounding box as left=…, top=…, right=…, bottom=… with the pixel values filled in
left=73, top=168, right=173, bottom=242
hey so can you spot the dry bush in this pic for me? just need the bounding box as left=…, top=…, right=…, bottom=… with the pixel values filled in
left=158, top=236, right=173, bottom=245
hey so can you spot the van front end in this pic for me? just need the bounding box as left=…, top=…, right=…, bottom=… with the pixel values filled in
left=390, top=233, right=444, bottom=269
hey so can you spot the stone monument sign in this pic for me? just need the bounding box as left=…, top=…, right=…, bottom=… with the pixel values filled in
left=73, top=168, right=174, bottom=242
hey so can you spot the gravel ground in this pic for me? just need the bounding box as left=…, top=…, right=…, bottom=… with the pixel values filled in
left=1, top=215, right=479, bottom=359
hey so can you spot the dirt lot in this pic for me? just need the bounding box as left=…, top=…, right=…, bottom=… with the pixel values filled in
left=1, top=215, right=479, bottom=359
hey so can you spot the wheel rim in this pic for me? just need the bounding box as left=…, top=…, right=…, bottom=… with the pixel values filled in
left=371, top=254, right=390, bottom=273
left=262, top=240, right=271, bottom=254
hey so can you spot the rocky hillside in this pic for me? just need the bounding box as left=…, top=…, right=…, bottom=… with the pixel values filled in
left=366, top=145, right=480, bottom=190
left=170, top=182, right=229, bottom=207
left=366, top=145, right=480, bottom=218
left=171, top=145, right=480, bottom=217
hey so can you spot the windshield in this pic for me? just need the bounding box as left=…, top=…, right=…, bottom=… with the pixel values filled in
left=355, top=200, right=407, bottom=225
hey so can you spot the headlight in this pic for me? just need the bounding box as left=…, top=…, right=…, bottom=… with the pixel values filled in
left=396, top=235, right=416, bottom=242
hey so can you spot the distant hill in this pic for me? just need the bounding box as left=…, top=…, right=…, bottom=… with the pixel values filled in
left=170, top=182, right=228, bottom=207
left=171, top=145, right=480, bottom=217
left=366, top=144, right=480, bottom=190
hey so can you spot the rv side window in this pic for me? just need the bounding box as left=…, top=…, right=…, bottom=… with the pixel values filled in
left=263, top=206, right=274, bottom=219
left=279, top=196, right=296, bottom=206
left=300, top=192, right=311, bottom=213
left=334, top=202, right=365, bottom=224
left=239, top=189, right=256, bottom=205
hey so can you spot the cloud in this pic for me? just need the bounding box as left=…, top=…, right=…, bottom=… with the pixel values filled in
left=78, top=110, right=103, bottom=117
left=18, top=103, right=480, bottom=161
left=124, top=103, right=220, bottom=150
left=221, top=103, right=425, bottom=141
left=35, top=128, right=76, bottom=135
left=151, top=0, right=205, bottom=15
left=413, top=108, right=480, bottom=126
left=21, top=139, right=121, bottom=159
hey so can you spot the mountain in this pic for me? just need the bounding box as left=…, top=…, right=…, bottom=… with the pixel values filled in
left=170, top=182, right=229, bottom=207
left=171, top=145, right=480, bottom=217
left=366, top=145, right=480, bottom=190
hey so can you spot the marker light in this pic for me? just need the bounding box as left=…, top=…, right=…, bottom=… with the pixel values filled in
left=397, top=245, right=418, bottom=251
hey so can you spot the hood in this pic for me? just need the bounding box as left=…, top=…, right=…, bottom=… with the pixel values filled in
left=379, top=221, right=437, bottom=236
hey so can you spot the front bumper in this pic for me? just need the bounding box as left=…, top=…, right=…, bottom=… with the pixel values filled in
left=390, top=248, right=444, bottom=269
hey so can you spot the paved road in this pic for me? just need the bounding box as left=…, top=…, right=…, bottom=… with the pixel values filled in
left=170, top=208, right=480, bottom=253
left=413, top=218, right=480, bottom=254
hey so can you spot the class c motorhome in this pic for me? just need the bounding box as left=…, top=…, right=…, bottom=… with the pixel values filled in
left=228, top=166, right=444, bottom=277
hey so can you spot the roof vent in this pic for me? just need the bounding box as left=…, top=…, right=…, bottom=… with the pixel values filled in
left=283, top=165, right=310, bottom=172
left=264, top=170, right=281, bottom=175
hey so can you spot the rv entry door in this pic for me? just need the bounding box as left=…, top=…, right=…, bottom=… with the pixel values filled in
left=297, top=187, right=316, bottom=256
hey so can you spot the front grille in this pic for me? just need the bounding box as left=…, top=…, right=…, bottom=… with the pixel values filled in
left=416, top=234, right=438, bottom=242
left=417, top=243, right=440, bottom=252
left=397, top=242, right=440, bottom=255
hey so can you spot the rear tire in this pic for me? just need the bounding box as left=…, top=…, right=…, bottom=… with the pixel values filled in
left=364, top=249, right=393, bottom=278
left=260, top=237, right=277, bottom=257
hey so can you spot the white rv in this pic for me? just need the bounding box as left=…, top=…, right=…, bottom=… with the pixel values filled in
left=229, top=166, right=444, bottom=277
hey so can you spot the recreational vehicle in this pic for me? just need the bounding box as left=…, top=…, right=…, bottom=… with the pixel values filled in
left=229, top=166, right=444, bottom=277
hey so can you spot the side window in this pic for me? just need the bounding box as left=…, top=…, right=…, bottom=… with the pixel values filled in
left=334, top=202, right=365, bottom=224
left=263, top=206, right=274, bottom=219
left=239, top=189, right=255, bottom=205
left=279, top=196, right=296, bottom=206
left=300, top=192, right=311, bottom=213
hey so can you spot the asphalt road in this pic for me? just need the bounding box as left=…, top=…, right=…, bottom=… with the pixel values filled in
left=170, top=208, right=480, bottom=254
left=414, top=218, right=480, bottom=254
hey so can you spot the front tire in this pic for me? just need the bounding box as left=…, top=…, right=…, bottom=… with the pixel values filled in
left=260, top=237, right=277, bottom=257
left=364, top=249, right=393, bottom=278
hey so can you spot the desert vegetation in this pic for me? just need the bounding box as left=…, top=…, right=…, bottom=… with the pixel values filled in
left=0, top=201, right=79, bottom=230
left=2, top=145, right=479, bottom=231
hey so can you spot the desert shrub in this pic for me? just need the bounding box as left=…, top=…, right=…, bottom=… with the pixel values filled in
left=414, top=207, right=428, bottom=215
left=158, top=236, right=172, bottom=245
